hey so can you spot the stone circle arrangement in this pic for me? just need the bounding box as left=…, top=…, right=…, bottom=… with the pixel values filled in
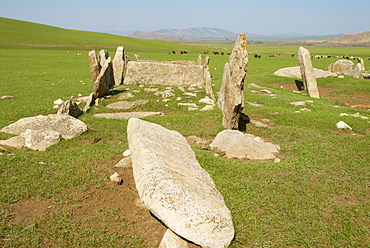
left=1, top=33, right=367, bottom=247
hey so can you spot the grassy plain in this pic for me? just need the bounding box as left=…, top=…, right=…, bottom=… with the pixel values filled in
left=1, top=17, right=370, bottom=247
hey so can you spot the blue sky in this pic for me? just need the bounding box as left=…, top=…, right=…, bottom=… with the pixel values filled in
left=1, top=0, right=369, bottom=35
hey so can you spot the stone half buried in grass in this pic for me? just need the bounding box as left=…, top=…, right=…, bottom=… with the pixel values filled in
left=210, top=130, right=280, bottom=161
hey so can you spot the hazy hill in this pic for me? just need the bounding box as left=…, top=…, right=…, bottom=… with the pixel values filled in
left=129, top=27, right=239, bottom=40
left=0, top=17, right=207, bottom=53
left=324, top=31, right=370, bottom=43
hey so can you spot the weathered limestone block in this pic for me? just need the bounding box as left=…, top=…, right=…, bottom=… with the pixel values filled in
left=88, top=50, right=100, bottom=83
left=112, top=46, right=130, bottom=86
left=124, top=61, right=205, bottom=87
left=0, top=114, right=87, bottom=140
left=127, top=118, right=234, bottom=248
left=57, top=100, right=83, bottom=118
left=217, top=33, right=248, bottom=130
left=298, top=47, right=320, bottom=98
left=328, top=59, right=354, bottom=74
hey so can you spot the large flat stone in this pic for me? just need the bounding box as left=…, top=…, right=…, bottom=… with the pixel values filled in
left=0, top=114, right=87, bottom=140
left=127, top=118, right=234, bottom=248
left=210, top=130, right=280, bottom=154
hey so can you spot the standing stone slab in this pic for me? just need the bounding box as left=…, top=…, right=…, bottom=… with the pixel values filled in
left=298, top=46, right=320, bottom=98
left=88, top=50, right=100, bottom=83
left=127, top=118, right=234, bottom=248
left=93, top=57, right=114, bottom=98
left=217, top=33, right=248, bottom=130
left=112, top=46, right=130, bottom=86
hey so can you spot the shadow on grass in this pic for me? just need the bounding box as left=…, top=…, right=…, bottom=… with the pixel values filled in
left=295, top=80, right=305, bottom=91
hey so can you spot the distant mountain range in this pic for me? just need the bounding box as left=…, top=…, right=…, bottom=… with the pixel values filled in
left=121, top=27, right=340, bottom=41
left=119, top=27, right=370, bottom=43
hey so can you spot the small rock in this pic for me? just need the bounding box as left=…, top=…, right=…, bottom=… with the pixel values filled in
left=159, top=229, right=189, bottom=248
left=290, top=101, right=306, bottom=107
left=123, top=149, right=131, bottom=157
left=336, top=121, right=352, bottom=130
left=114, top=157, right=132, bottom=168
left=1, top=95, right=14, bottom=100
left=53, top=98, right=64, bottom=105
left=109, top=172, right=123, bottom=185
left=178, top=103, right=198, bottom=108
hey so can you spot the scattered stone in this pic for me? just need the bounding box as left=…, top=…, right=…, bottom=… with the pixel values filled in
left=300, top=108, right=312, bottom=112
left=217, top=33, right=248, bottom=130
left=247, top=101, right=265, bottom=107
left=1, top=95, right=14, bottom=100
left=183, top=92, right=196, bottom=97
left=106, top=100, right=149, bottom=110
left=93, top=111, right=163, bottom=119
left=144, top=88, right=159, bottom=92
left=188, top=107, right=198, bottom=111
left=225, top=146, right=276, bottom=160
left=155, top=90, right=176, bottom=98
left=178, top=103, right=198, bottom=108
left=127, top=118, right=234, bottom=248
left=199, top=96, right=215, bottom=105
left=109, top=172, right=123, bottom=185
left=159, top=229, right=189, bottom=248
left=118, top=92, right=134, bottom=99
left=290, top=101, right=307, bottom=107
left=0, top=114, right=88, bottom=140
left=298, top=47, right=320, bottom=98
left=53, top=98, right=64, bottom=106
left=250, top=119, right=268, bottom=128
left=123, top=149, right=131, bottom=157
left=57, top=100, right=83, bottom=118
left=336, top=121, right=352, bottom=130
left=114, top=157, right=132, bottom=168
left=200, top=105, right=214, bottom=111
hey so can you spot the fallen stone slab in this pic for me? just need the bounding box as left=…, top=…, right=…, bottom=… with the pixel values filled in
left=106, top=100, right=148, bottom=110
left=93, top=111, right=163, bottom=119
left=0, top=114, right=88, bottom=140
left=127, top=118, right=234, bottom=248
left=210, top=130, right=280, bottom=154
left=273, top=66, right=337, bottom=79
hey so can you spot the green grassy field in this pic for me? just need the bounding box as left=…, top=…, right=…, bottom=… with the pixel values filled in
left=1, top=17, right=369, bottom=247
